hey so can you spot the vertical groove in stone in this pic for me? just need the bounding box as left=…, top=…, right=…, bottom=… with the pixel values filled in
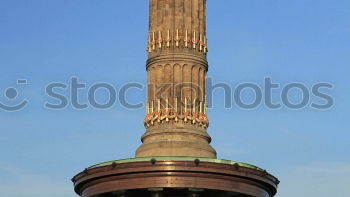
left=169, top=0, right=175, bottom=50
left=199, top=67, right=205, bottom=102
left=149, top=0, right=152, bottom=30
left=191, top=65, right=198, bottom=105
left=164, top=0, right=170, bottom=31
left=174, top=0, right=183, bottom=33
left=157, top=0, right=164, bottom=32
left=156, top=65, right=163, bottom=100
left=174, top=64, right=182, bottom=111
left=184, top=0, right=191, bottom=33
left=151, top=67, right=157, bottom=103
left=171, top=0, right=175, bottom=34
left=181, top=0, right=185, bottom=33
left=203, top=0, right=206, bottom=35
left=192, top=0, right=199, bottom=33
left=183, top=64, right=192, bottom=109
left=199, top=0, right=204, bottom=34
left=197, top=66, right=201, bottom=103
left=147, top=67, right=151, bottom=103
left=164, top=64, right=173, bottom=104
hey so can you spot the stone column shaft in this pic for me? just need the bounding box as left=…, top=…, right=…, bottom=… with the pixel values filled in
left=137, top=0, right=216, bottom=158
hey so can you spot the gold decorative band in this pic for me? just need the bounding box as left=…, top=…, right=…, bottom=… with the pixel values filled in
left=147, top=29, right=208, bottom=53
left=144, top=98, right=209, bottom=129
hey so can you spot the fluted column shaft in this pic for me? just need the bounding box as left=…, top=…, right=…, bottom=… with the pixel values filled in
left=137, top=0, right=216, bottom=158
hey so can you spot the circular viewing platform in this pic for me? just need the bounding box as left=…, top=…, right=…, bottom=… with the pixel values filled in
left=72, top=157, right=279, bottom=197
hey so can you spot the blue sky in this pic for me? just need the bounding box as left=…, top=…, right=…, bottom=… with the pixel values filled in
left=0, top=0, right=349, bottom=196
